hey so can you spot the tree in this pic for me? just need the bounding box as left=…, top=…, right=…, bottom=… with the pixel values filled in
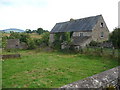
left=36, top=28, right=49, bottom=35
left=110, top=28, right=120, bottom=49
left=26, top=29, right=32, bottom=33
left=36, top=28, right=44, bottom=35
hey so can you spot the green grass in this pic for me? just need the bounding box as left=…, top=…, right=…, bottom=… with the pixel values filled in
left=2, top=50, right=119, bottom=88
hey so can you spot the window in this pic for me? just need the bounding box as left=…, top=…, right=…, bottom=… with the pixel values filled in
left=80, top=33, right=83, bottom=37
left=100, top=22, right=104, bottom=27
left=101, top=32, right=104, bottom=38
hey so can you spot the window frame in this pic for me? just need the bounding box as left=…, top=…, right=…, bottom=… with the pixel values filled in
left=100, top=22, right=104, bottom=28
left=100, top=32, right=104, bottom=38
left=79, top=33, right=83, bottom=37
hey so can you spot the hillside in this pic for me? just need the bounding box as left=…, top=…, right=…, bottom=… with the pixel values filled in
left=1, top=28, right=25, bottom=33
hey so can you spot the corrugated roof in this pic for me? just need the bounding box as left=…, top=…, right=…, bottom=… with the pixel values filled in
left=51, top=15, right=101, bottom=33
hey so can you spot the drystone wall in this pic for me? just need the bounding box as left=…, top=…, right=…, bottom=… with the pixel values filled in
left=54, top=66, right=120, bottom=90
left=1, top=54, right=20, bottom=59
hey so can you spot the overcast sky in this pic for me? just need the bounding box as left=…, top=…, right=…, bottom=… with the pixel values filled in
left=0, top=0, right=119, bottom=32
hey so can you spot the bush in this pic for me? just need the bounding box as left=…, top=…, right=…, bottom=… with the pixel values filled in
left=2, top=32, right=50, bottom=50
left=2, top=36, right=8, bottom=48
left=9, top=32, right=31, bottom=43
left=52, top=32, right=71, bottom=50
left=41, top=32, right=50, bottom=46
left=27, top=39, right=36, bottom=49
left=89, top=41, right=100, bottom=47
left=109, top=28, right=120, bottom=49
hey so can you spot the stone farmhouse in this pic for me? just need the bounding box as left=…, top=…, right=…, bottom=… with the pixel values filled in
left=49, top=15, right=109, bottom=49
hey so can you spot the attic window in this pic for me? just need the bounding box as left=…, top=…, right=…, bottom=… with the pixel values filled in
left=100, top=22, right=104, bottom=27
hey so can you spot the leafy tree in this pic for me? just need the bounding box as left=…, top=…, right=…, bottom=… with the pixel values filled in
left=26, top=29, right=32, bottom=33
left=110, top=28, right=120, bottom=49
left=36, top=28, right=44, bottom=35
left=36, top=28, right=49, bottom=35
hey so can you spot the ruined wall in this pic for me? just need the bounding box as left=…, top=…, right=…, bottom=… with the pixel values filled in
left=1, top=54, right=20, bottom=59
left=55, top=66, right=120, bottom=89
left=49, top=33, right=55, bottom=45
left=6, top=39, right=20, bottom=49
left=6, top=39, right=28, bottom=49
left=92, top=16, right=109, bottom=42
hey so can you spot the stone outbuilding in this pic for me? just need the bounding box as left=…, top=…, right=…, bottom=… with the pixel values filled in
left=6, top=39, right=28, bottom=49
left=49, top=15, right=109, bottom=48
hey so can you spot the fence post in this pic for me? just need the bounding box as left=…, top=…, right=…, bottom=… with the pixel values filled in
left=101, top=47, right=103, bottom=55
left=86, top=45, right=89, bottom=54
left=112, top=47, right=115, bottom=57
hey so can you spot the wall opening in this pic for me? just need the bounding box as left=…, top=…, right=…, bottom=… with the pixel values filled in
left=100, top=22, right=104, bottom=27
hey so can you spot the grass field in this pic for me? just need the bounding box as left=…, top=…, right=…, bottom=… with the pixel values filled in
left=2, top=50, right=118, bottom=88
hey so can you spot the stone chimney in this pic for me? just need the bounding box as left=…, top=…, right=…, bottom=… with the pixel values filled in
left=70, top=18, right=75, bottom=21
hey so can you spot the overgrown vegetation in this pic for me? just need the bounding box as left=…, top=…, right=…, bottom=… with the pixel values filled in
left=2, top=32, right=50, bottom=50
left=89, top=41, right=100, bottom=47
left=109, top=28, right=120, bottom=49
left=52, top=32, right=72, bottom=50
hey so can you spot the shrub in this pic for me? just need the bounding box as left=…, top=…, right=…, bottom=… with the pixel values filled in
left=52, top=32, right=71, bottom=50
left=89, top=41, right=100, bottom=47
left=41, top=32, right=50, bottom=46
left=109, top=28, right=120, bottom=49
left=27, top=39, right=36, bottom=49
left=2, top=36, right=8, bottom=48
left=9, top=32, right=31, bottom=43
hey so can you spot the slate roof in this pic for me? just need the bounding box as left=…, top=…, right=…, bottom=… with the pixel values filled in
left=51, top=15, right=102, bottom=33
left=72, top=36, right=91, bottom=45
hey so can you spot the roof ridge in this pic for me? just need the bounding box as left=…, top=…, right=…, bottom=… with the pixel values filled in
left=57, top=14, right=102, bottom=24
left=51, top=14, right=102, bottom=33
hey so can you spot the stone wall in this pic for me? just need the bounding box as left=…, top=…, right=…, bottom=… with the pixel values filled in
left=92, top=16, right=109, bottom=42
left=1, top=54, right=20, bottom=59
left=49, top=33, right=55, bottom=46
left=6, top=39, right=20, bottom=49
left=54, top=66, right=120, bottom=89
left=6, top=39, right=28, bottom=49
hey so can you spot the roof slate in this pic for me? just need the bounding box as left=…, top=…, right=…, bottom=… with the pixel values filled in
left=50, top=15, right=101, bottom=33
left=72, top=36, right=91, bottom=45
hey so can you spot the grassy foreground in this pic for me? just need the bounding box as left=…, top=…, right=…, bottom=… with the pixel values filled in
left=2, top=50, right=118, bottom=88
